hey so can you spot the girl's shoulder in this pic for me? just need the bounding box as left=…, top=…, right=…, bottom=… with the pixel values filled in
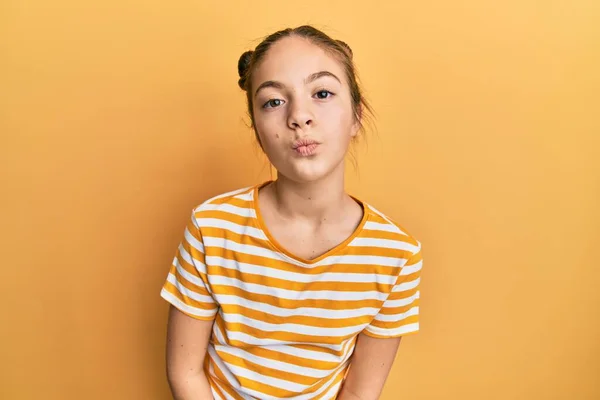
left=194, top=185, right=257, bottom=211
left=188, top=184, right=260, bottom=230
left=358, top=200, right=422, bottom=254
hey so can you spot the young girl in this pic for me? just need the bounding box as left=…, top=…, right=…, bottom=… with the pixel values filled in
left=161, top=25, right=423, bottom=400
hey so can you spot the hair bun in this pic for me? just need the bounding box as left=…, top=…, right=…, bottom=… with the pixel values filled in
left=237, top=50, right=253, bottom=90
left=336, top=40, right=353, bottom=59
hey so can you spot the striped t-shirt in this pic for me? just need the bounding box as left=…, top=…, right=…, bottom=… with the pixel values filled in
left=160, top=182, right=423, bottom=400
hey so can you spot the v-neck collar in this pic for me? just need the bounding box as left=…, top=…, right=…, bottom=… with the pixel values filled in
left=251, top=180, right=369, bottom=265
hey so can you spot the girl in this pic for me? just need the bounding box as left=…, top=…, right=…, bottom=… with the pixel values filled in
left=161, top=25, right=423, bottom=400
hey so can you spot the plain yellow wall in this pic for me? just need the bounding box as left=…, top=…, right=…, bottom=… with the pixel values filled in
left=2, top=1, right=599, bottom=399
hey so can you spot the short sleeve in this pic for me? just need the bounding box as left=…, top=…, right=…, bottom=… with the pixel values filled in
left=160, top=209, right=218, bottom=320
left=363, top=246, right=422, bottom=338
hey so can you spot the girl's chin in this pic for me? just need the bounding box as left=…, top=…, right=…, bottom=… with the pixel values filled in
left=277, top=164, right=338, bottom=184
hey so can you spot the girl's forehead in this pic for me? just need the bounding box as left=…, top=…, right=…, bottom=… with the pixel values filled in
left=253, top=37, right=344, bottom=83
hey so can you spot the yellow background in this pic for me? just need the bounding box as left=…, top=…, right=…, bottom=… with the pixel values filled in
left=2, top=1, right=599, bottom=399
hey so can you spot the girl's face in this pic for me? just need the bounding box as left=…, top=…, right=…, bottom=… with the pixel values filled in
left=251, top=36, right=360, bottom=183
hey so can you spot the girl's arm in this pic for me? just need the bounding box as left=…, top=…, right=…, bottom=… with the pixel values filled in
left=337, top=333, right=402, bottom=400
left=166, top=306, right=215, bottom=400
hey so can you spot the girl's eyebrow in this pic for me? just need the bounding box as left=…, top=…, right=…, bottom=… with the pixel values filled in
left=254, top=71, right=341, bottom=98
left=254, top=80, right=284, bottom=98
left=305, top=71, right=341, bottom=85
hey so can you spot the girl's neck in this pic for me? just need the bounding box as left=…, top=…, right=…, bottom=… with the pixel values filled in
left=269, top=168, right=348, bottom=224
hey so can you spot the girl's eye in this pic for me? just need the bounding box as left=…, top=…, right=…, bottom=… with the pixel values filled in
left=263, top=99, right=285, bottom=109
left=314, top=90, right=333, bottom=99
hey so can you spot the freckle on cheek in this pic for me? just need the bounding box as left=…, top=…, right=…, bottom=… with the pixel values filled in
left=276, top=134, right=280, bottom=139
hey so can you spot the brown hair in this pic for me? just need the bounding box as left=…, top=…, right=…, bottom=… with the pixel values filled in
left=237, top=25, right=373, bottom=144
